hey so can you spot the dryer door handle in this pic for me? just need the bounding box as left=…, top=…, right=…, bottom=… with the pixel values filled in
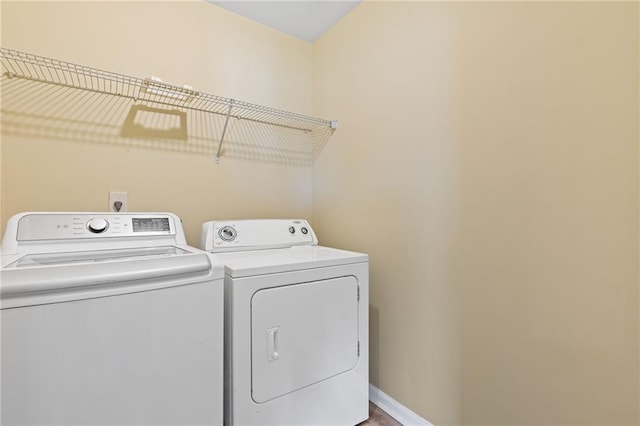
left=267, top=327, right=280, bottom=361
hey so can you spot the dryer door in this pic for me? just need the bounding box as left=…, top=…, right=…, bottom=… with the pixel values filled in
left=251, top=276, right=359, bottom=403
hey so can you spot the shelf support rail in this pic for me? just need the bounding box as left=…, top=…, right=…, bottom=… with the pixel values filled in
left=215, top=99, right=234, bottom=164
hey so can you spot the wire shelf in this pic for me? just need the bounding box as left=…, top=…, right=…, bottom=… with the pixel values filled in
left=0, top=47, right=336, bottom=164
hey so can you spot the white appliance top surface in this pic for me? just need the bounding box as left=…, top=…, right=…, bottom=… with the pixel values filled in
left=1, top=212, right=215, bottom=269
left=215, top=245, right=367, bottom=278
left=1, top=213, right=224, bottom=308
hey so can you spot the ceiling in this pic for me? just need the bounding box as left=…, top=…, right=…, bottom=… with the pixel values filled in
left=208, top=1, right=361, bottom=43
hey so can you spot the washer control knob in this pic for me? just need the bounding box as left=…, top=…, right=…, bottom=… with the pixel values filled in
left=219, top=226, right=237, bottom=241
left=301, top=227, right=308, bottom=235
left=289, top=226, right=296, bottom=234
left=87, top=218, right=109, bottom=233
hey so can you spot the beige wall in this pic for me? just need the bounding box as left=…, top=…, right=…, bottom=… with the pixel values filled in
left=2, top=1, right=639, bottom=425
left=1, top=0, right=314, bottom=245
left=313, top=2, right=639, bottom=425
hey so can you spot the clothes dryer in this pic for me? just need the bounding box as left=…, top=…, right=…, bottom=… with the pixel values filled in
left=1, top=212, right=224, bottom=425
left=201, top=219, right=369, bottom=426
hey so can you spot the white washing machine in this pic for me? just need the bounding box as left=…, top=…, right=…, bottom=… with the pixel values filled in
left=1, top=212, right=224, bottom=425
left=201, top=219, right=369, bottom=426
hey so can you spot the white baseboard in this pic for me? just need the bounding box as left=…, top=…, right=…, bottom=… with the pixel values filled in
left=369, top=384, right=434, bottom=426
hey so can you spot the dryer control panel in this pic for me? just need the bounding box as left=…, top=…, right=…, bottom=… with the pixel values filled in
left=201, top=219, right=318, bottom=252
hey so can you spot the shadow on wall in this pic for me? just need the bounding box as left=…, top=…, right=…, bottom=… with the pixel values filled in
left=1, top=74, right=334, bottom=167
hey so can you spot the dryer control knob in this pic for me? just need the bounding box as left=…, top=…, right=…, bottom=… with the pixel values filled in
left=289, top=226, right=296, bottom=234
left=87, top=218, right=109, bottom=233
left=219, top=226, right=237, bottom=241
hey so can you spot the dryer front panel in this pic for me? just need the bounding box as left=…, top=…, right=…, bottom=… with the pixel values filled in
left=250, top=276, right=359, bottom=403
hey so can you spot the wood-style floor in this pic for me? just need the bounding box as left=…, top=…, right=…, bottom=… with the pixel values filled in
left=358, top=402, right=403, bottom=426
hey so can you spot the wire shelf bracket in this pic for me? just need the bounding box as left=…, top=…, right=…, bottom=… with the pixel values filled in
left=215, top=99, right=234, bottom=164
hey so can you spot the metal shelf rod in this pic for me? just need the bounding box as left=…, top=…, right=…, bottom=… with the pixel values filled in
left=216, top=100, right=234, bottom=163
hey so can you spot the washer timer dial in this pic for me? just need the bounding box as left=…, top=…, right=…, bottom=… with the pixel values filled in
left=87, top=217, right=109, bottom=233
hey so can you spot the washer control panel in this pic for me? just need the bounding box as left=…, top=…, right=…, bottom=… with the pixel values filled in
left=16, top=213, right=177, bottom=241
left=201, top=219, right=317, bottom=252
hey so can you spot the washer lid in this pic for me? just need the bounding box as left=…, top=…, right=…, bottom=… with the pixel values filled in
left=1, top=246, right=224, bottom=309
left=4, top=246, right=193, bottom=269
left=215, top=246, right=368, bottom=278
